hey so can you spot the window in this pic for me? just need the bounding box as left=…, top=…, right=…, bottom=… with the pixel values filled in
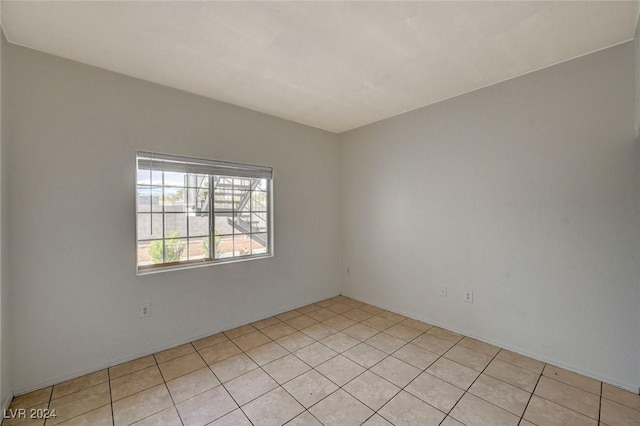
left=136, top=151, right=273, bottom=274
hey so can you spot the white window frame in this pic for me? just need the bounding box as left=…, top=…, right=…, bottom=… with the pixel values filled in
left=135, top=151, right=274, bottom=275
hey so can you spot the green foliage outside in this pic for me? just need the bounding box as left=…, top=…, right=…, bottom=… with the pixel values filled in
left=149, top=230, right=185, bottom=263
left=203, top=228, right=222, bottom=258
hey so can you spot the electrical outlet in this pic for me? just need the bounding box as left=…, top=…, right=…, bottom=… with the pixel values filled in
left=464, top=291, right=473, bottom=303
left=140, top=303, right=150, bottom=318
left=440, top=288, right=447, bottom=297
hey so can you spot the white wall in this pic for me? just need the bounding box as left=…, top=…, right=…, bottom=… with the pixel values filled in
left=340, top=42, right=640, bottom=392
left=4, top=40, right=341, bottom=394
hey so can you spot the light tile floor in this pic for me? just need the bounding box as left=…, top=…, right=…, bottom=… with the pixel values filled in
left=5, top=296, right=640, bottom=426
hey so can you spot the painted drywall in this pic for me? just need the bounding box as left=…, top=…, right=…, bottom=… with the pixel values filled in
left=340, top=42, right=640, bottom=391
left=4, top=40, right=341, bottom=393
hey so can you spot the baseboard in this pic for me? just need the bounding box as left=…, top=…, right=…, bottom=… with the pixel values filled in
left=1, top=393, right=14, bottom=425
left=341, top=292, right=640, bottom=394
left=13, top=292, right=340, bottom=396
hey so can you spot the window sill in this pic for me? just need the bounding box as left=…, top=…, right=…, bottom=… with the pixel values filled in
left=136, top=253, right=274, bottom=276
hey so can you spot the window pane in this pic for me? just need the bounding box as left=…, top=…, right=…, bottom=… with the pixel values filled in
left=251, top=234, right=268, bottom=255
left=214, top=189, right=234, bottom=211
left=216, top=235, right=234, bottom=259
left=137, top=169, right=150, bottom=185
left=234, top=178, right=252, bottom=190
left=137, top=240, right=154, bottom=266
left=187, top=237, right=210, bottom=261
left=234, top=234, right=251, bottom=256
left=189, top=187, right=210, bottom=213
left=253, top=178, right=267, bottom=191
left=251, top=213, right=267, bottom=233
left=187, top=174, right=209, bottom=188
left=188, top=214, right=209, bottom=237
left=164, top=238, right=188, bottom=263
left=137, top=186, right=163, bottom=212
left=164, top=213, right=187, bottom=238
left=163, top=188, right=186, bottom=209
left=164, top=171, right=186, bottom=187
left=232, top=213, right=251, bottom=234
left=251, top=191, right=267, bottom=211
left=214, top=215, right=233, bottom=235
left=233, top=191, right=249, bottom=211
left=137, top=213, right=163, bottom=240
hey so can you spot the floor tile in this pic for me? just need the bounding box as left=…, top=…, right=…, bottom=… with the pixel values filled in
left=231, top=331, right=271, bottom=352
left=412, top=333, right=455, bottom=355
left=342, top=323, right=379, bottom=341
left=242, top=387, right=304, bottom=426
left=301, top=323, right=338, bottom=341
left=427, top=327, right=463, bottom=343
left=542, top=364, right=601, bottom=395
left=309, top=389, right=374, bottom=426
left=456, top=337, right=500, bottom=357
left=600, top=397, right=640, bottom=426
left=224, top=324, right=257, bottom=340
left=175, top=386, right=237, bottom=426
left=210, top=353, right=258, bottom=383
left=112, top=384, right=173, bottom=426
left=48, top=383, right=110, bottom=425
left=405, top=372, right=464, bottom=413
left=294, top=342, right=338, bottom=367
left=51, top=370, right=108, bottom=400
left=109, top=356, right=156, bottom=380
left=306, top=308, right=337, bottom=322
left=296, top=304, right=321, bottom=314
left=191, top=333, right=228, bottom=351
left=275, top=332, right=315, bottom=352
left=322, top=315, right=357, bottom=331
left=378, top=390, right=446, bottom=426
left=426, top=357, right=480, bottom=390
left=468, top=374, right=530, bottom=416
left=209, top=409, right=252, bottom=426
left=320, top=332, right=360, bottom=353
left=444, top=344, right=493, bottom=371
left=53, top=404, right=112, bottom=426
left=343, top=343, right=388, bottom=368
left=251, top=316, right=281, bottom=330
left=365, top=332, right=406, bottom=354
left=244, top=341, right=288, bottom=366
left=523, top=395, right=597, bottom=426
left=262, top=354, right=311, bottom=385
left=285, top=314, right=318, bottom=330
left=9, top=387, right=52, bottom=410
left=484, top=358, right=540, bottom=392
left=158, top=352, right=207, bottom=381
left=225, top=368, right=278, bottom=405
left=315, top=355, right=365, bottom=386
left=260, top=323, right=297, bottom=340
left=602, top=383, right=640, bottom=411
left=370, top=356, right=421, bottom=388
left=450, top=393, right=520, bottom=426
left=362, top=414, right=393, bottom=425
left=286, top=411, right=323, bottom=426
left=154, top=343, right=195, bottom=364
left=534, top=375, right=599, bottom=419
left=198, top=340, right=242, bottom=365
left=275, top=310, right=302, bottom=321
left=362, top=316, right=396, bottom=331
left=495, top=349, right=545, bottom=373
left=326, top=302, right=354, bottom=315
left=110, top=365, right=164, bottom=401
left=400, top=318, right=433, bottom=333
left=384, top=323, right=423, bottom=341
left=342, top=308, right=374, bottom=322
left=283, top=370, right=339, bottom=408
left=379, top=311, right=406, bottom=323
left=344, top=371, right=400, bottom=411
left=165, top=367, right=220, bottom=403
left=440, top=417, right=465, bottom=426
left=131, top=406, right=181, bottom=426
left=360, top=304, right=385, bottom=315
left=393, top=343, right=439, bottom=370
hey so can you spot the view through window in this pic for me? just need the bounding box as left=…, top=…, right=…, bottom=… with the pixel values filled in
left=136, top=152, right=273, bottom=273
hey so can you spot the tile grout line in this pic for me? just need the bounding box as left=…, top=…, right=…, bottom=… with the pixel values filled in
left=517, top=367, right=544, bottom=426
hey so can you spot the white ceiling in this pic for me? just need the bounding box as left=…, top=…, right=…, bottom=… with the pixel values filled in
left=2, top=1, right=639, bottom=133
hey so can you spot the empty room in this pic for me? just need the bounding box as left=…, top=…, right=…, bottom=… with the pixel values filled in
left=0, top=1, right=639, bottom=425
